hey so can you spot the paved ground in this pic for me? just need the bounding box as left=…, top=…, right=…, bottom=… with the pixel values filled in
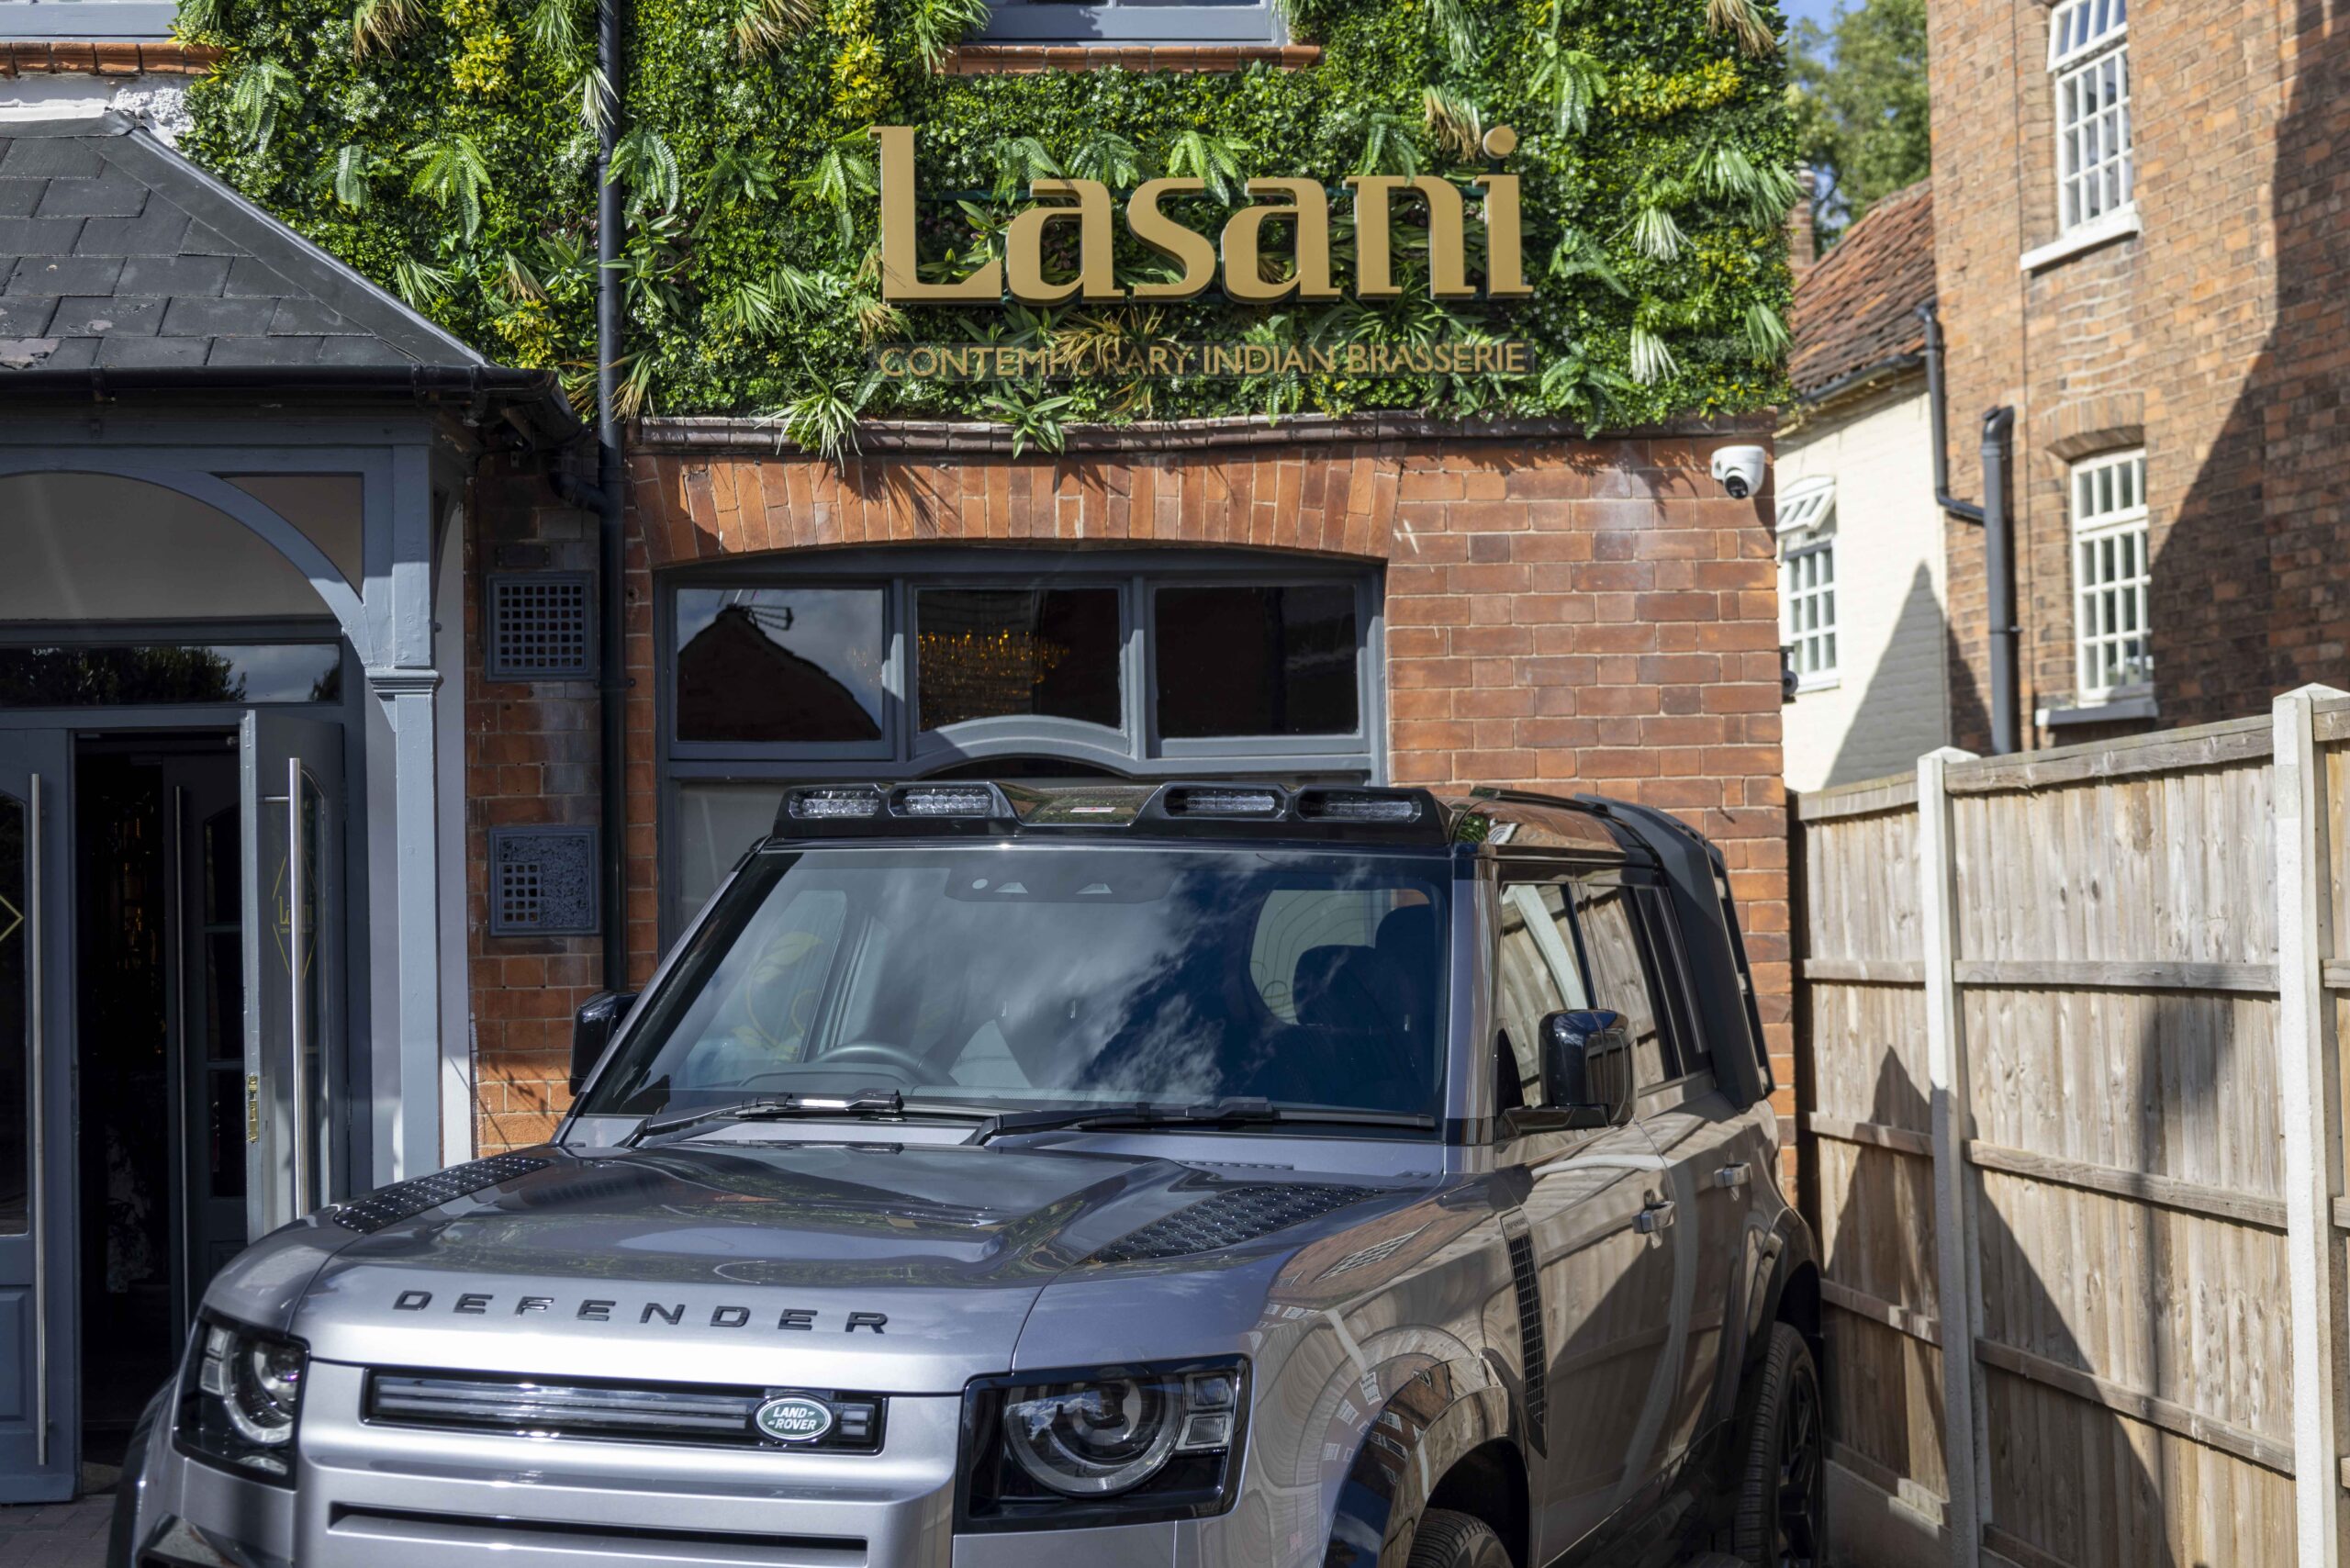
left=0, top=1494, right=111, bottom=1567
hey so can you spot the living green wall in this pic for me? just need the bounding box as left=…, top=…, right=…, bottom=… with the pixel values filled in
left=180, top=0, right=1796, bottom=449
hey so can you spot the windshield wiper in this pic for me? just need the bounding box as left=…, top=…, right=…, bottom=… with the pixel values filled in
left=625, top=1091, right=909, bottom=1148
left=969, top=1097, right=1436, bottom=1145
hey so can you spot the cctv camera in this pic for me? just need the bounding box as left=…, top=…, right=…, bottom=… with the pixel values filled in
left=1711, top=445, right=1767, bottom=500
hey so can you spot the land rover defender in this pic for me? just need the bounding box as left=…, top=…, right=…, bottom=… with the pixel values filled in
left=112, top=780, right=1822, bottom=1568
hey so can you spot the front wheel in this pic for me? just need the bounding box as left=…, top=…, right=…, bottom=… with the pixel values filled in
left=1405, top=1507, right=1512, bottom=1568
left=1733, top=1322, right=1826, bottom=1568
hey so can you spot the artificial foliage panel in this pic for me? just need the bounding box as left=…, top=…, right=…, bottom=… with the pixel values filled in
left=178, top=0, right=1797, bottom=447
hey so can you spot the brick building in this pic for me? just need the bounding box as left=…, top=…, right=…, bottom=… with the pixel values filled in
left=1777, top=180, right=1954, bottom=790
left=462, top=418, right=1797, bottom=1156
left=0, top=6, right=1804, bottom=1505
left=1927, top=0, right=2349, bottom=748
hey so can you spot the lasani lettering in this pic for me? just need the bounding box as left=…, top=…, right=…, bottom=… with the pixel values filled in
left=872, top=124, right=1533, bottom=308
left=389, top=1290, right=888, bottom=1333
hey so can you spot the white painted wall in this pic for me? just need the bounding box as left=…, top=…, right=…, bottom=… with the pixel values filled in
left=0, top=74, right=188, bottom=138
left=1777, top=378, right=1953, bottom=791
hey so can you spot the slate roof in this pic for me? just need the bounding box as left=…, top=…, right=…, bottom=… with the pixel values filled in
left=0, top=110, right=486, bottom=374
left=1787, top=179, right=1934, bottom=404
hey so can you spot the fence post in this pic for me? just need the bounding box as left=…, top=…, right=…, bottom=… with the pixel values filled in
left=2276, top=684, right=2344, bottom=1568
left=1918, top=746, right=1983, bottom=1568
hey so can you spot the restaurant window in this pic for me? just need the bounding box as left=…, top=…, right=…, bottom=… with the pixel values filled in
left=979, top=0, right=1281, bottom=44
left=660, top=552, right=1382, bottom=929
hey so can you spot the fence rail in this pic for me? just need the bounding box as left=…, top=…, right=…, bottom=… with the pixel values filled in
left=1795, top=688, right=2350, bottom=1568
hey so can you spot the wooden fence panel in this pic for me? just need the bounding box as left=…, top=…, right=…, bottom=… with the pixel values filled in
left=1796, top=699, right=2350, bottom=1568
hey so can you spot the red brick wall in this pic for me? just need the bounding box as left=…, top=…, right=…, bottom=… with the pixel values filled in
left=1929, top=0, right=2344, bottom=750
left=465, top=421, right=1793, bottom=1174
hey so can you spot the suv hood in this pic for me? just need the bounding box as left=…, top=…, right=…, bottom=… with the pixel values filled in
left=261, top=1140, right=1401, bottom=1392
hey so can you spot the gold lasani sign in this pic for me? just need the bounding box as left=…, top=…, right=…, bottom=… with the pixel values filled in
left=871, top=125, right=1534, bottom=307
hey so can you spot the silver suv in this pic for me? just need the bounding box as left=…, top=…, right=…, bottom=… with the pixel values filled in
left=113, top=781, right=1822, bottom=1568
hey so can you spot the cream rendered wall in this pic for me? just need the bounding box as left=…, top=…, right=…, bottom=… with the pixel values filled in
left=1776, top=377, right=1953, bottom=791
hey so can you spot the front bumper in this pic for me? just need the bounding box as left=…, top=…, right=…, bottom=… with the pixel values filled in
left=118, top=1361, right=1197, bottom=1568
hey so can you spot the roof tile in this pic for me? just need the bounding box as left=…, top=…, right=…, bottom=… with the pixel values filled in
left=48, top=296, right=163, bottom=336
left=116, top=253, right=229, bottom=296
left=159, top=295, right=275, bottom=336
left=74, top=204, right=191, bottom=256
left=0, top=140, right=104, bottom=179
left=96, top=334, right=208, bottom=367
left=1788, top=180, right=1935, bottom=403
left=0, top=178, right=45, bottom=218
left=4, top=254, right=123, bottom=297
left=0, top=215, right=84, bottom=257
left=32, top=171, right=148, bottom=219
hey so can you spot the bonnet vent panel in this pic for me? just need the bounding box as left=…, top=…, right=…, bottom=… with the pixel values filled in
left=329, top=1154, right=553, bottom=1235
left=1089, top=1183, right=1370, bottom=1264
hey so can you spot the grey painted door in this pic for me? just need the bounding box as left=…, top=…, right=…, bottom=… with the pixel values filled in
left=162, top=755, right=246, bottom=1338
left=239, top=714, right=343, bottom=1238
left=0, top=732, right=73, bottom=1501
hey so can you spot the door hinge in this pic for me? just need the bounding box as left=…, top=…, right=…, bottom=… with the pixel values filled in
left=246, top=1075, right=262, bottom=1145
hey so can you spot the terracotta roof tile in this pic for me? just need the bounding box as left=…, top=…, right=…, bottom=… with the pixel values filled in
left=1788, top=180, right=1934, bottom=402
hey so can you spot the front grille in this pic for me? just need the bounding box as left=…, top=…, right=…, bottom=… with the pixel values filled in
left=364, top=1371, right=885, bottom=1452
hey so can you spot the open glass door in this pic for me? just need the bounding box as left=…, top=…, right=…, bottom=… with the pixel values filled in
left=239, top=715, right=343, bottom=1238
left=0, top=732, right=73, bottom=1501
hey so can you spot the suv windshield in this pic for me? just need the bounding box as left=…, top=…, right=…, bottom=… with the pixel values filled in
left=581, top=845, right=1451, bottom=1127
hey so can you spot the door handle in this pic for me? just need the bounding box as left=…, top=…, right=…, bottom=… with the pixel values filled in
left=28, top=773, right=46, bottom=1468
left=1635, top=1197, right=1676, bottom=1235
left=1714, top=1162, right=1751, bottom=1192
left=287, top=757, right=310, bottom=1218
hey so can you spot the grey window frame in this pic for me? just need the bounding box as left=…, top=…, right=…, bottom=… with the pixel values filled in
left=978, top=0, right=1283, bottom=45
left=655, top=547, right=1386, bottom=937
left=0, top=617, right=352, bottom=711
left=0, top=0, right=177, bottom=37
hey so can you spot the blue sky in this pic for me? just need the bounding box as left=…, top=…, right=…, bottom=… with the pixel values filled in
left=1781, top=0, right=1841, bottom=37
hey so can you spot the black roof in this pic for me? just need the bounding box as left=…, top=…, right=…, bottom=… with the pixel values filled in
left=0, top=111, right=486, bottom=374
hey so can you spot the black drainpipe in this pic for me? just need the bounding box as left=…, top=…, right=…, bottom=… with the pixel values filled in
left=594, top=0, right=629, bottom=992
left=1919, top=303, right=2020, bottom=755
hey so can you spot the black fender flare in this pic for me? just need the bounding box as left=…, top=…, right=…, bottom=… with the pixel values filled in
left=1323, top=1361, right=1518, bottom=1568
left=1734, top=1204, right=1821, bottom=1406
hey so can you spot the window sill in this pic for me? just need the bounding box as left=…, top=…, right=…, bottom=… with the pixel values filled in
left=2038, top=690, right=2158, bottom=727
left=937, top=42, right=1317, bottom=73
left=2020, top=204, right=2142, bottom=274
left=1793, top=676, right=1842, bottom=696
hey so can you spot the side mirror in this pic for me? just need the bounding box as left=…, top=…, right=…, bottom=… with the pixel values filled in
left=1539, top=1009, right=1633, bottom=1129
left=569, top=991, right=637, bottom=1097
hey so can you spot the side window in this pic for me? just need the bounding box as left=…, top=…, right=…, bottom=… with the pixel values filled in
left=1634, top=887, right=1707, bottom=1070
left=1494, top=880, right=1591, bottom=1108
left=1568, top=878, right=1677, bottom=1092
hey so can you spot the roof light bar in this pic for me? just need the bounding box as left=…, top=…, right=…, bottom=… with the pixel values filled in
left=787, top=786, right=883, bottom=821
left=1295, top=790, right=1423, bottom=823
left=890, top=783, right=1011, bottom=819
left=1162, top=786, right=1285, bottom=818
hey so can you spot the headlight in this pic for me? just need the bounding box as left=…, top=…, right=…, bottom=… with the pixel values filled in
left=960, top=1359, right=1245, bottom=1531
left=175, top=1316, right=308, bottom=1484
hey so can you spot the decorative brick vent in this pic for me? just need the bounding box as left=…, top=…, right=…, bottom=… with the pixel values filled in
left=486, top=572, right=594, bottom=681
left=487, top=826, right=598, bottom=936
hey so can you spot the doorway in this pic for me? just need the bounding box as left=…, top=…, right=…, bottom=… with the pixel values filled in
left=73, top=734, right=245, bottom=1470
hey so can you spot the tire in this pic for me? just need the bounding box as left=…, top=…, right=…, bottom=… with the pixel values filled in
left=1733, top=1322, right=1828, bottom=1568
left=1405, top=1507, right=1513, bottom=1568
